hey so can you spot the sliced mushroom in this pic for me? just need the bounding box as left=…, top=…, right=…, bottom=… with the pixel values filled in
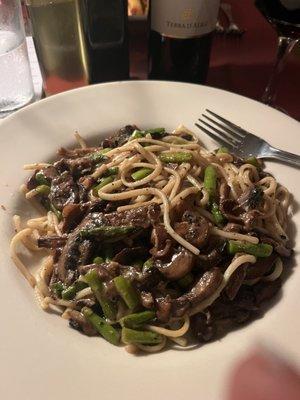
left=154, top=247, right=194, bottom=281
left=68, top=310, right=97, bottom=336
left=150, top=224, right=173, bottom=258
left=172, top=268, right=223, bottom=317
left=174, top=218, right=210, bottom=249
left=225, top=263, right=248, bottom=300
left=61, top=203, right=87, bottom=233
left=156, top=296, right=172, bottom=322
left=49, top=172, right=79, bottom=211
left=38, top=235, right=67, bottom=249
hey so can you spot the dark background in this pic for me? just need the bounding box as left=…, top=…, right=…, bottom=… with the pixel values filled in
left=130, top=0, right=300, bottom=120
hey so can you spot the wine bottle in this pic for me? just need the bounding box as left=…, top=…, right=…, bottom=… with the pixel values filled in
left=148, top=0, right=220, bottom=83
left=81, top=0, right=129, bottom=83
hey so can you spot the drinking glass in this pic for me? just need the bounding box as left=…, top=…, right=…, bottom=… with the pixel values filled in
left=0, top=0, right=34, bottom=113
left=255, top=0, right=300, bottom=105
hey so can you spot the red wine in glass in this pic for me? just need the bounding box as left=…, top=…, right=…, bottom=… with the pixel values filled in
left=255, top=0, right=300, bottom=104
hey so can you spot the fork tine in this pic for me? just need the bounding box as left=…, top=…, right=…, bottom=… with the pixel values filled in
left=202, top=114, right=243, bottom=142
left=195, top=123, right=235, bottom=150
left=198, top=119, right=239, bottom=147
left=206, top=110, right=247, bottom=137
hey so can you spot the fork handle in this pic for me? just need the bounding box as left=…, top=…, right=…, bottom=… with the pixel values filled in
left=267, top=146, right=300, bottom=168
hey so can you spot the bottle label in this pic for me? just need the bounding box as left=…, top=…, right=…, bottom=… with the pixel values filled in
left=151, top=0, right=220, bottom=38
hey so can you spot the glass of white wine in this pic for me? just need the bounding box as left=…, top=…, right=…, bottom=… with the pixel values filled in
left=26, top=0, right=89, bottom=97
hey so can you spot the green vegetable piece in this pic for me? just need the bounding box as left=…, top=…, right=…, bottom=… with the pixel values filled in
left=82, top=307, right=120, bottom=346
left=50, top=203, right=62, bottom=221
left=89, top=148, right=111, bottom=162
left=245, top=156, right=260, bottom=168
left=211, top=202, right=226, bottom=226
left=166, top=137, right=187, bottom=145
left=217, top=146, right=229, bottom=154
left=120, top=311, right=156, bottom=329
left=80, top=225, right=136, bottom=240
left=51, top=282, right=64, bottom=298
left=85, top=270, right=117, bottom=320
left=159, top=152, right=193, bottom=164
left=93, top=176, right=114, bottom=196
left=131, top=168, right=153, bottom=181
left=177, top=273, right=194, bottom=289
left=93, top=256, right=104, bottom=265
left=36, top=185, right=50, bottom=195
left=61, top=285, right=77, bottom=300
left=204, top=165, right=217, bottom=201
left=61, top=280, right=88, bottom=300
left=99, top=148, right=112, bottom=154
left=143, top=259, right=153, bottom=272
left=227, top=240, right=273, bottom=258
left=74, top=281, right=88, bottom=292
left=35, top=171, right=50, bottom=186
left=103, top=167, right=118, bottom=177
left=131, top=130, right=146, bottom=139
left=146, top=128, right=165, bottom=135
left=121, top=327, right=163, bottom=345
left=114, top=276, right=140, bottom=311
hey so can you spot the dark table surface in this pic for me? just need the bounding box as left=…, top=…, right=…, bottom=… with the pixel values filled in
left=129, top=0, right=300, bottom=121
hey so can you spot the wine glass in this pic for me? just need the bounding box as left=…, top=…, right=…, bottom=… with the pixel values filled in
left=255, top=0, right=300, bottom=105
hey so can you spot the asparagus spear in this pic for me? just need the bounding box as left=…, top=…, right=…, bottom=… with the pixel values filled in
left=146, top=128, right=165, bottom=135
left=35, top=171, right=50, bottom=186
left=89, top=148, right=111, bottom=162
left=121, top=327, right=163, bottom=345
left=93, top=176, right=114, bottom=196
left=82, top=307, right=120, bottom=346
left=103, top=167, right=118, bottom=177
left=131, top=168, right=152, bottom=181
left=84, top=269, right=116, bottom=320
left=245, top=156, right=261, bottom=168
left=211, top=202, right=225, bottom=226
left=61, top=281, right=88, bottom=300
left=227, top=240, right=273, bottom=258
left=204, top=165, right=217, bottom=201
left=114, top=276, right=140, bottom=311
left=120, top=311, right=156, bottom=329
left=80, top=225, right=137, bottom=239
left=51, top=282, right=64, bottom=298
left=159, top=152, right=193, bottom=164
left=131, top=130, right=146, bottom=139
left=36, top=185, right=51, bottom=195
left=93, top=256, right=104, bottom=265
left=217, top=146, right=229, bottom=154
left=143, top=258, right=153, bottom=272
left=131, top=128, right=165, bottom=140
left=50, top=203, right=62, bottom=220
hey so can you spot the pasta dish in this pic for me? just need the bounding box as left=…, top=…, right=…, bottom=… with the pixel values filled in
left=10, top=125, right=292, bottom=353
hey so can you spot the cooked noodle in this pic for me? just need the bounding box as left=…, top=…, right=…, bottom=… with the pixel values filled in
left=10, top=124, right=292, bottom=354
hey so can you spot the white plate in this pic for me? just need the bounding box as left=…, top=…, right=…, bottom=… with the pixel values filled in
left=0, top=81, right=299, bottom=400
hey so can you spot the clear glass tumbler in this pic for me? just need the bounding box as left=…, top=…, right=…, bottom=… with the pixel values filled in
left=0, top=0, right=34, bottom=113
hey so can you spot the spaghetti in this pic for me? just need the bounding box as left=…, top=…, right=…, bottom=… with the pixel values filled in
left=10, top=124, right=292, bottom=354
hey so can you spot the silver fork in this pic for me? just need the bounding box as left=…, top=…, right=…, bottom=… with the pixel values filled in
left=195, top=110, right=300, bottom=168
